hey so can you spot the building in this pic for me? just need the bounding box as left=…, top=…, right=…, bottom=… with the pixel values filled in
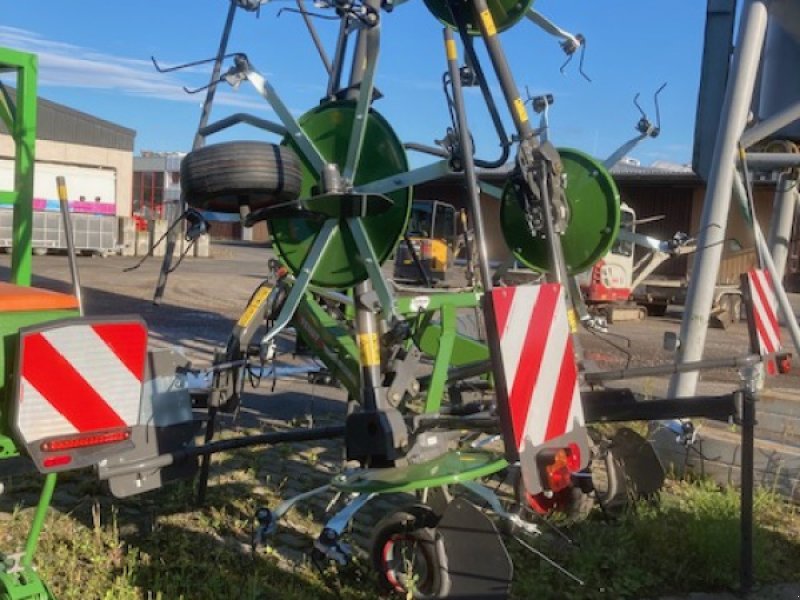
left=132, top=152, right=184, bottom=221
left=0, top=87, right=135, bottom=217
left=413, top=161, right=790, bottom=285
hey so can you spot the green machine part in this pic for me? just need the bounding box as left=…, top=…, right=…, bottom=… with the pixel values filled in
left=500, top=147, right=621, bottom=275
left=422, top=0, right=533, bottom=35
left=270, top=101, right=412, bottom=289
left=293, top=294, right=362, bottom=401
left=333, top=450, right=507, bottom=494
left=0, top=47, right=38, bottom=287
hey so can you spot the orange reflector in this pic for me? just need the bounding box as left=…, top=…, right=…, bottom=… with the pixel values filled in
left=566, top=443, right=581, bottom=471
left=41, top=429, right=131, bottom=452
left=43, top=455, right=73, bottom=468
left=545, top=449, right=572, bottom=493
left=777, top=352, right=792, bottom=375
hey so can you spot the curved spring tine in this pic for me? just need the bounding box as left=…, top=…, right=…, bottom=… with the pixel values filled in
left=578, top=37, right=592, bottom=82
left=151, top=53, right=239, bottom=74
left=653, top=81, right=667, bottom=132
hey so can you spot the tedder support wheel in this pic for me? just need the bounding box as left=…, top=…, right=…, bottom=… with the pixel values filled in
left=180, top=141, right=303, bottom=213
left=371, top=505, right=446, bottom=599
left=269, top=100, right=412, bottom=289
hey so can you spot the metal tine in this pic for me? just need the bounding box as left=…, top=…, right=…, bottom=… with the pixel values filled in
left=578, top=36, right=591, bottom=82
left=182, top=77, right=225, bottom=95
left=150, top=53, right=238, bottom=74
left=653, top=81, right=667, bottom=133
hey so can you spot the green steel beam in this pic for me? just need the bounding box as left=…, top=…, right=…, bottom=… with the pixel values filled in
left=0, top=47, right=38, bottom=286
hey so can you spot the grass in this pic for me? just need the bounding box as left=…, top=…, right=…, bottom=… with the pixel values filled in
left=1, top=440, right=799, bottom=600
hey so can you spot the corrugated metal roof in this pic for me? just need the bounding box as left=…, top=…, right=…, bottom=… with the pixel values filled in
left=436, top=158, right=701, bottom=183
left=0, top=86, right=135, bottom=151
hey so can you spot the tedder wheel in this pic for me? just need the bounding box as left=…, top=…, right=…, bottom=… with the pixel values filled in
left=371, top=505, right=445, bottom=599
left=180, top=141, right=303, bottom=213
left=500, top=147, right=621, bottom=276
left=269, top=100, right=412, bottom=289
left=423, top=0, right=533, bottom=35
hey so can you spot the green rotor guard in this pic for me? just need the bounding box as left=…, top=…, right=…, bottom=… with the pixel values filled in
left=270, top=101, right=412, bottom=289
left=500, top=147, right=621, bottom=275
left=423, top=0, right=533, bottom=36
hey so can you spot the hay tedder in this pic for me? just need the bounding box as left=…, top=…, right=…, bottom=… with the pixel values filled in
left=0, top=2, right=769, bottom=598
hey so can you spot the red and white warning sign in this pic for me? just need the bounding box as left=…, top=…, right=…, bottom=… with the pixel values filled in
left=746, top=268, right=783, bottom=374
left=12, top=319, right=147, bottom=467
left=489, top=283, right=589, bottom=495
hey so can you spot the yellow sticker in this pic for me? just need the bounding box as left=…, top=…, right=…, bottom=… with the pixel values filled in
left=480, top=10, right=497, bottom=37
left=567, top=308, right=579, bottom=334
left=358, top=332, right=381, bottom=367
left=237, top=287, right=271, bottom=328
left=513, top=97, right=529, bottom=124
left=445, top=39, right=458, bottom=61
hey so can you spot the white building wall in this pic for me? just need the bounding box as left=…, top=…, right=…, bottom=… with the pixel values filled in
left=0, top=135, right=133, bottom=217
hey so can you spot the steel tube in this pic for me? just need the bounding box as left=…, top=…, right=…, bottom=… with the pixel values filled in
left=584, top=354, right=760, bottom=384
left=582, top=393, right=738, bottom=424
left=737, top=152, right=800, bottom=169
left=23, top=472, right=57, bottom=567
left=766, top=172, right=798, bottom=282
left=741, top=98, right=800, bottom=148
left=669, top=0, right=769, bottom=398
left=56, top=176, right=83, bottom=315
left=444, top=28, right=493, bottom=292
left=99, top=426, right=346, bottom=480
left=739, top=389, right=755, bottom=593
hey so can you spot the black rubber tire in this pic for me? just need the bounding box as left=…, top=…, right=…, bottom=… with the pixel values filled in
left=180, top=141, right=302, bottom=213
left=371, top=505, right=443, bottom=598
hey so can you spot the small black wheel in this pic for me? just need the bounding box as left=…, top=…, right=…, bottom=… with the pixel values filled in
left=371, top=505, right=444, bottom=598
left=180, top=141, right=302, bottom=213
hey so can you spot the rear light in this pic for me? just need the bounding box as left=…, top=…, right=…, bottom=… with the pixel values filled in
left=41, top=429, right=131, bottom=452
left=538, top=445, right=581, bottom=493
left=777, top=352, right=792, bottom=374
left=43, top=455, right=73, bottom=468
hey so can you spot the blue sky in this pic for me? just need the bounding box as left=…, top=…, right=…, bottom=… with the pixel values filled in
left=0, top=1, right=707, bottom=167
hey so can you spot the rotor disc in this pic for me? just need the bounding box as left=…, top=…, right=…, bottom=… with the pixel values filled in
left=500, top=147, right=620, bottom=275
left=270, top=101, right=412, bottom=289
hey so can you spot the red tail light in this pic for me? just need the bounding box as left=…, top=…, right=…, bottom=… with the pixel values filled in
left=41, top=429, right=131, bottom=452
left=538, top=445, right=581, bottom=493
left=777, top=352, right=792, bottom=374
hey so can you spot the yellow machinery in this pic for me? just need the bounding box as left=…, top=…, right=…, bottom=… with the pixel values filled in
left=393, top=199, right=460, bottom=284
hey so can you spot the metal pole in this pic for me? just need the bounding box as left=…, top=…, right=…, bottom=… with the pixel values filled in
left=347, top=1, right=385, bottom=411
left=56, top=176, right=83, bottom=315
left=22, top=472, right=56, bottom=567
left=192, top=0, right=238, bottom=151
left=736, top=152, right=800, bottom=169
left=154, top=0, right=238, bottom=304
left=443, top=28, right=493, bottom=292
left=669, top=0, right=769, bottom=398
left=296, top=0, right=333, bottom=76
left=740, top=388, right=755, bottom=594
left=766, top=172, right=798, bottom=282
left=741, top=99, right=800, bottom=149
